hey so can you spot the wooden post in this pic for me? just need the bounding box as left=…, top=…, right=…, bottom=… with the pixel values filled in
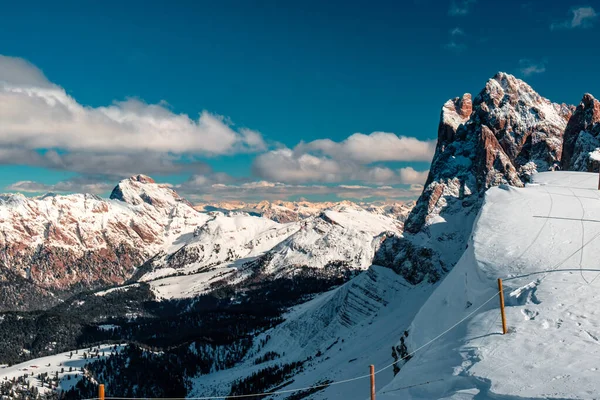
left=370, top=364, right=375, bottom=400
left=99, top=384, right=105, bottom=400
left=497, top=278, right=507, bottom=334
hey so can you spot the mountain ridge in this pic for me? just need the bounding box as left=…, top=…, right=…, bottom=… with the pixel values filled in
left=2, top=71, right=600, bottom=399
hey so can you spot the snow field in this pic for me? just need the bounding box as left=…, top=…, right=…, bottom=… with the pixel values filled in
left=0, top=344, right=125, bottom=394
left=380, top=172, right=600, bottom=399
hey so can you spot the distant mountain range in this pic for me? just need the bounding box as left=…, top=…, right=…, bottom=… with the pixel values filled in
left=0, top=175, right=413, bottom=312
left=194, top=200, right=414, bottom=224
left=1, top=72, right=599, bottom=399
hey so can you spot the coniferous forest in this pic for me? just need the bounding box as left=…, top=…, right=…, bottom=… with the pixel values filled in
left=0, top=267, right=355, bottom=399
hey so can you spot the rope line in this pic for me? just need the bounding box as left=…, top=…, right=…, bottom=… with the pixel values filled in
left=80, top=289, right=502, bottom=400
left=79, top=180, right=600, bottom=400
left=373, top=290, right=500, bottom=375
left=505, top=186, right=553, bottom=272
left=380, top=378, right=445, bottom=394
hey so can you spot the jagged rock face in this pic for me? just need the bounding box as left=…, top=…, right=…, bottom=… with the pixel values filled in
left=562, top=94, right=600, bottom=171
left=405, top=72, right=572, bottom=233
left=372, top=232, right=444, bottom=284
left=0, top=176, right=207, bottom=310
left=437, top=93, right=473, bottom=146
left=473, top=73, right=572, bottom=172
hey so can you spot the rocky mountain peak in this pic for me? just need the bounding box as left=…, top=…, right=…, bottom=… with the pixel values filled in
left=438, top=93, right=472, bottom=145
left=110, top=175, right=192, bottom=208
left=131, top=174, right=156, bottom=184
left=405, top=73, right=572, bottom=234
left=562, top=93, right=600, bottom=171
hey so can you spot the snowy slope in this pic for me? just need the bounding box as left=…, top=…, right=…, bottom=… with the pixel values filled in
left=139, top=205, right=404, bottom=299
left=194, top=200, right=414, bottom=225
left=189, top=266, right=434, bottom=399
left=264, top=206, right=404, bottom=275
left=0, top=344, right=125, bottom=394
left=139, top=212, right=297, bottom=282
left=380, top=171, right=600, bottom=399
left=0, top=174, right=209, bottom=302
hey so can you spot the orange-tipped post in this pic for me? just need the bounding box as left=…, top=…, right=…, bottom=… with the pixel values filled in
left=99, top=384, right=105, bottom=400
left=498, top=278, right=507, bottom=334
left=370, top=365, right=375, bottom=400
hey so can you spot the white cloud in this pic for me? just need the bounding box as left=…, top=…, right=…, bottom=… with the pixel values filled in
left=0, top=54, right=432, bottom=202
left=252, top=147, right=429, bottom=185
left=551, top=6, right=597, bottom=30
left=0, top=55, right=53, bottom=88
left=177, top=178, right=423, bottom=202
left=448, top=0, right=476, bottom=16
left=398, top=167, right=429, bottom=185
left=252, top=148, right=344, bottom=183
left=251, top=131, right=433, bottom=185
left=519, top=59, right=547, bottom=77
left=6, top=178, right=114, bottom=195
left=444, top=28, right=467, bottom=53
left=0, top=55, right=265, bottom=158
left=299, top=132, right=435, bottom=164
left=5, top=169, right=427, bottom=202
left=0, top=147, right=212, bottom=177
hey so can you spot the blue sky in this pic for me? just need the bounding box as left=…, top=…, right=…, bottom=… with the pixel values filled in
left=0, top=0, right=599, bottom=202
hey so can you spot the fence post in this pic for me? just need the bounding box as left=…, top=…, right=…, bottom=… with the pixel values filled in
left=497, top=278, right=507, bottom=334
left=99, top=384, right=105, bottom=400
left=370, top=364, right=375, bottom=400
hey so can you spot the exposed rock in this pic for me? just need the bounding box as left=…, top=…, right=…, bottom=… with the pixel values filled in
left=562, top=93, right=600, bottom=171
left=405, top=72, right=571, bottom=234
left=0, top=175, right=208, bottom=310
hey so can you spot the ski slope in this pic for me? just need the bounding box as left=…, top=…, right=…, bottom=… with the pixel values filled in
left=380, top=171, right=600, bottom=399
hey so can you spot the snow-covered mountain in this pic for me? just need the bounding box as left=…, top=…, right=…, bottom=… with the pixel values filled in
left=137, top=203, right=404, bottom=300
left=3, top=72, right=600, bottom=400
left=194, top=200, right=414, bottom=224
left=0, top=176, right=410, bottom=311
left=380, top=171, right=600, bottom=399
left=405, top=72, right=573, bottom=234
left=183, top=73, right=600, bottom=399
left=562, top=93, right=600, bottom=171
left=0, top=174, right=209, bottom=310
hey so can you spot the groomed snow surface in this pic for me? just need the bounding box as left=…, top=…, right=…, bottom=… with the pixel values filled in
left=193, top=171, right=600, bottom=399
left=380, top=171, right=600, bottom=399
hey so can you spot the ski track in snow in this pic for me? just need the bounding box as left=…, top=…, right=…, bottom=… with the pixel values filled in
left=379, top=172, right=600, bottom=399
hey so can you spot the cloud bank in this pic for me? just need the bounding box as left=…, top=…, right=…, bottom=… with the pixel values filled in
left=252, top=132, right=434, bottom=185
left=1, top=55, right=433, bottom=202
left=0, top=55, right=265, bottom=168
